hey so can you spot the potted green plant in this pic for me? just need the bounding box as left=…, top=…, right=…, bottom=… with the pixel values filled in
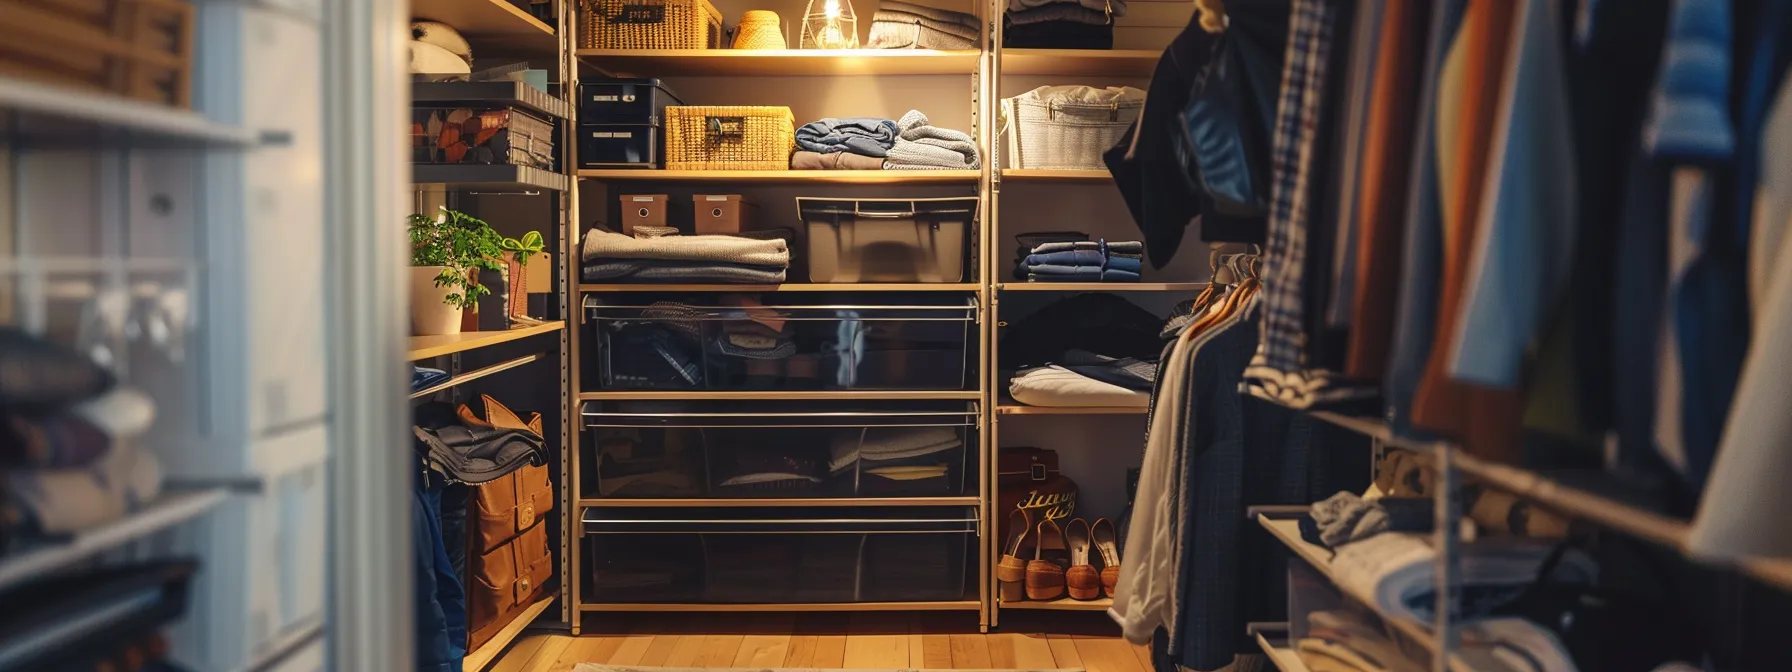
left=408, top=206, right=504, bottom=336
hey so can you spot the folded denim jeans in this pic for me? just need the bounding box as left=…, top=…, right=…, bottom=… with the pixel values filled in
left=1028, top=265, right=1142, bottom=282
left=796, top=118, right=899, bottom=157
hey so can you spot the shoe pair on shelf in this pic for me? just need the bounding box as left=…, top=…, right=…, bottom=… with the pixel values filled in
left=997, top=510, right=1120, bottom=602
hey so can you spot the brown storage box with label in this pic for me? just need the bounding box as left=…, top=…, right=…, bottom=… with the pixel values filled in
left=620, top=194, right=669, bottom=235
left=665, top=106, right=795, bottom=171
left=692, top=194, right=756, bottom=234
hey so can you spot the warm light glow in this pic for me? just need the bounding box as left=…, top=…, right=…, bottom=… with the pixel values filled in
left=824, top=0, right=840, bottom=19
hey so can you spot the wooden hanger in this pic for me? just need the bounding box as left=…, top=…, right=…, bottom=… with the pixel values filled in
left=1195, top=0, right=1228, bottom=33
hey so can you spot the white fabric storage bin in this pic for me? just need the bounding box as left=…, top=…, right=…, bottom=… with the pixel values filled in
left=1000, top=85, right=1145, bottom=170
left=797, top=197, right=978, bottom=283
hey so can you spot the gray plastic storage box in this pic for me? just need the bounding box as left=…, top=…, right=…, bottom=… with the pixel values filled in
left=797, top=197, right=977, bottom=283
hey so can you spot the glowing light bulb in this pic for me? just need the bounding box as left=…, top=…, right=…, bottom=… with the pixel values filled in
left=824, top=0, right=839, bottom=18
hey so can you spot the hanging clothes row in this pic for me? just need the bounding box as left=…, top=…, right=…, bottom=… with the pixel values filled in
left=1108, top=254, right=1368, bottom=672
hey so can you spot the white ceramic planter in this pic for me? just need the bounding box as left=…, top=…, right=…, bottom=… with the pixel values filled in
left=410, top=265, right=462, bottom=336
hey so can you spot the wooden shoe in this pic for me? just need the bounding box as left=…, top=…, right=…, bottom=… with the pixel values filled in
left=996, top=509, right=1032, bottom=603
left=1092, top=517, right=1121, bottom=598
left=1065, top=518, right=1102, bottom=600
left=1026, top=518, right=1069, bottom=601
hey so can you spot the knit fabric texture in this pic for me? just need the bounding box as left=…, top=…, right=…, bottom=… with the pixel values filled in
left=884, top=110, right=982, bottom=170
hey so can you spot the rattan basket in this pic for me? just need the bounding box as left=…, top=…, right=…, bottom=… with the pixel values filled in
left=664, top=106, right=796, bottom=171
left=579, top=0, right=723, bottom=49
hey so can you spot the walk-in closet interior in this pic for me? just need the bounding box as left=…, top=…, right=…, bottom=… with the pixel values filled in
left=10, top=0, right=1792, bottom=671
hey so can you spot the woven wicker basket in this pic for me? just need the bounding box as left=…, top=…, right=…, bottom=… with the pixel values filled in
left=579, top=0, right=723, bottom=49
left=732, top=10, right=787, bottom=49
left=1000, top=92, right=1142, bottom=170
left=664, top=106, right=795, bottom=170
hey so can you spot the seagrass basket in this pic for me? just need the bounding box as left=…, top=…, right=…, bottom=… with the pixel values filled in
left=579, top=0, right=723, bottom=49
left=664, top=106, right=795, bottom=171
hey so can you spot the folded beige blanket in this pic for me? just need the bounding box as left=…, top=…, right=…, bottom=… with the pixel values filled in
left=792, top=150, right=886, bottom=170
left=581, top=226, right=790, bottom=266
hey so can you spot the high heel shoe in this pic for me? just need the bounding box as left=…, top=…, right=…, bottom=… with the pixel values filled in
left=1026, top=518, right=1069, bottom=601
left=997, top=510, right=1033, bottom=603
left=1065, top=518, right=1102, bottom=600
left=1092, top=518, right=1121, bottom=598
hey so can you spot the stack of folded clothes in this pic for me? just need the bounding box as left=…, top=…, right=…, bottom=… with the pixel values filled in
left=580, top=226, right=792, bottom=284
left=793, top=110, right=980, bottom=171
left=1008, top=349, right=1155, bottom=408
left=792, top=117, right=899, bottom=170
left=1004, top=0, right=1124, bottom=49
left=1016, top=238, right=1144, bottom=282
left=1, top=329, right=165, bottom=555
left=1011, top=231, right=1089, bottom=279
left=886, top=110, right=981, bottom=170
left=866, top=1, right=980, bottom=49
left=829, top=426, right=963, bottom=495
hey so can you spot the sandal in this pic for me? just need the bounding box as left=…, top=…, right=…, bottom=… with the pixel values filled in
left=1026, top=518, right=1069, bottom=601
left=1065, top=518, right=1102, bottom=600
left=996, top=509, right=1032, bottom=602
left=1092, top=518, right=1121, bottom=598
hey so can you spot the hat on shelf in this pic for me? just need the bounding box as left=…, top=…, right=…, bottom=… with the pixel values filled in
left=732, top=10, right=788, bottom=49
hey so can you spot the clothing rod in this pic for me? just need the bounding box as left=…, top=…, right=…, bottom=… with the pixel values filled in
left=409, top=352, right=543, bottom=400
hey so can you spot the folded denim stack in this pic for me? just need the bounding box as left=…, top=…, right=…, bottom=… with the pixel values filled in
left=792, top=117, right=899, bottom=171
left=0, top=330, right=163, bottom=554
left=865, top=1, right=980, bottom=50
left=580, top=226, right=791, bottom=284
left=1016, top=239, right=1144, bottom=282
left=1004, top=0, right=1124, bottom=49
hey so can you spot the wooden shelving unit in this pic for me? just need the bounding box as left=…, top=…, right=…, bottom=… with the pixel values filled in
left=1, top=76, right=255, bottom=148
left=581, top=282, right=981, bottom=293
left=578, top=497, right=982, bottom=508
left=576, top=600, right=983, bottom=612
left=995, top=404, right=1148, bottom=415
left=577, top=49, right=982, bottom=77
left=1000, top=168, right=1113, bottom=182
left=411, top=0, right=557, bottom=52
left=998, top=49, right=1160, bottom=78
left=577, top=169, right=981, bottom=184
left=1255, top=515, right=1440, bottom=650
left=414, top=164, right=571, bottom=192
left=1256, top=632, right=1310, bottom=672
left=998, top=282, right=1206, bottom=292
left=407, top=321, right=566, bottom=361
left=999, top=596, right=1112, bottom=611
left=578, top=389, right=983, bottom=401
left=462, top=597, right=555, bottom=671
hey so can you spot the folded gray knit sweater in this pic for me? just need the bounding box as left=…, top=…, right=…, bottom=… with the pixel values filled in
left=866, top=1, right=980, bottom=50
left=884, top=110, right=981, bottom=170
left=581, top=226, right=790, bottom=266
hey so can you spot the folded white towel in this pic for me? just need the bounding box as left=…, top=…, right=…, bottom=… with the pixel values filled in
left=1009, top=365, right=1150, bottom=408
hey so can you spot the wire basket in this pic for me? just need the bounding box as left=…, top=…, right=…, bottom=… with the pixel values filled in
left=664, top=106, right=796, bottom=171
left=579, top=0, right=723, bottom=49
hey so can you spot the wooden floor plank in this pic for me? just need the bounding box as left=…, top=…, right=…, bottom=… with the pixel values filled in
left=637, top=635, right=682, bottom=667
left=1072, top=636, right=1147, bottom=672
left=811, top=629, right=849, bottom=668
left=1046, top=634, right=1084, bottom=668
left=607, top=634, right=657, bottom=666
left=691, top=634, right=747, bottom=668
left=1130, top=642, right=1154, bottom=672
left=949, top=634, right=993, bottom=668
left=552, top=635, right=626, bottom=671
left=919, top=633, right=955, bottom=668
left=1007, top=633, right=1060, bottom=669
left=843, top=612, right=910, bottom=668
left=660, top=634, right=707, bottom=667
left=733, top=614, right=794, bottom=668
left=489, top=634, right=549, bottom=672
left=520, top=636, right=574, bottom=672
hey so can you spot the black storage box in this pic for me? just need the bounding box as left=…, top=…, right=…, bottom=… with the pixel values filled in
left=579, top=123, right=662, bottom=169
left=578, top=78, right=686, bottom=123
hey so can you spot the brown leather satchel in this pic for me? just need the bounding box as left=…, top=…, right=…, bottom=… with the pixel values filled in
left=457, top=395, right=555, bottom=554
left=467, top=518, right=552, bottom=650
left=996, top=446, right=1078, bottom=542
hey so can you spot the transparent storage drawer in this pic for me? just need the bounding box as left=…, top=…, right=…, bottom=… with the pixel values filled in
left=584, top=295, right=977, bottom=391
left=582, top=506, right=977, bottom=604
left=582, top=401, right=978, bottom=500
